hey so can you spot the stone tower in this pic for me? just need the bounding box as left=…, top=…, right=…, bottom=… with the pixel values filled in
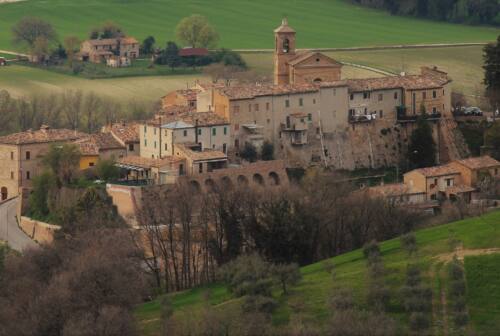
left=274, top=18, right=296, bottom=85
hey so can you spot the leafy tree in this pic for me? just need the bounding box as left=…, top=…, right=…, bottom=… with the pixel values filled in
left=408, top=114, right=436, bottom=169
left=11, top=16, right=57, bottom=51
left=28, top=171, right=57, bottom=220
left=261, top=141, right=274, bottom=161
left=95, top=159, right=120, bottom=181
left=175, top=14, right=219, bottom=48
left=400, top=232, right=417, bottom=255
left=90, top=21, right=124, bottom=39
left=485, top=121, right=500, bottom=160
left=272, top=263, right=302, bottom=294
left=63, top=36, right=80, bottom=67
left=140, top=35, right=156, bottom=55
left=159, top=41, right=181, bottom=70
left=484, top=36, right=500, bottom=109
left=210, top=49, right=247, bottom=68
left=31, top=36, right=50, bottom=63
left=42, top=143, right=81, bottom=185
left=240, top=142, right=258, bottom=162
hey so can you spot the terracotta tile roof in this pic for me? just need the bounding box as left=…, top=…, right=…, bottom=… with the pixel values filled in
left=368, top=183, right=424, bottom=197
left=218, top=83, right=320, bottom=100
left=179, top=48, right=209, bottom=57
left=120, top=37, right=138, bottom=44
left=0, top=126, right=86, bottom=145
left=409, top=164, right=460, bottom=177
left=288, top=51, right=341, bottom=66
left=74, top=133, right=125, bottom=155
left=85, top=36, right=138, bottom=46
left=150, top=110, right=229, bottom=127
left=453, top=156, right=500, bottom=170
left=175, top=89, right=200, bottom=101
left=117, top=155, right=183, bottom=169
left=108, top=122, right=139, bottom=144
left=446, top=185, right=476, bottom=194
left=175, top=144, right=227, bottom=161
left=346, top=73, right=449, bottom=93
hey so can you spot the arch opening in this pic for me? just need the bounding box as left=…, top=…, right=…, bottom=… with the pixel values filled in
left=237, top=175, right=249, bottom=186
left=268, top=172, right=280, bottom=186
left=253, top=173, right=265, bottom=186
left=189, top=180, right=201, bottom=193
left=205, top=179, right=216, bottom=193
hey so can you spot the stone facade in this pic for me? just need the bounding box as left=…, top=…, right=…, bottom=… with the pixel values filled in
left=79, top=37, right=139, bottom=64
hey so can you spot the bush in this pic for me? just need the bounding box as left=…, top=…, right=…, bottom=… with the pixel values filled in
left=330, top=288, right=355, bottom=311
left=453, top=297, right=467, bottom=312
left=242, top=295, right=278, bottom=314
left=450, top=279, right=466, bottom=297
left=449, top=257, right=464, bottom=281
left=409, top=312, right=430, bottom=331
left=367, top=283, right=391, bottom=311
left=454, top=311, right=469, bottom=327
left=400, top=232, right=417, bottom=255
left=363, top=240, right=381, bottom=260
left=405, top=264, right=421, bottom=286
left=272, top=263, right=302, bottom=295
left=96, top=159, right=120, bottom=181
left=261, top=141, right=274, bottom=161
left=240, top=143, right=258, bottom=162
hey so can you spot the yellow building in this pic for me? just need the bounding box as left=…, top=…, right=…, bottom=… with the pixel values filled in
left=74, top=133, right=126, bottom=170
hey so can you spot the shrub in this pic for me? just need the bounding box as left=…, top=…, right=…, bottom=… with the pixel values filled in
left=454, top=311, right=469, bottom=327
left=450, top=279, right=466, bottom=297
left=261, top=141, right=274, bottom=161
left=330, top=288, right=355, bottom=311
left=242, top=295, right=278, bottom=314
left=449, top=257, right=464, bottom=281
left=400, top=232, right=417, bottom=255
left=453, top=297, right=467, bottom=312
left=240, top=143, right=257, bottom=162
left=405, top=264, right=421, bottom=286
left=363, top=240, right=381, bottom=260
left=367, top=283, right=391, bottom=311
left=409, top=312, right=430, bottom=331
left=272, top=263, right=302, bottom=295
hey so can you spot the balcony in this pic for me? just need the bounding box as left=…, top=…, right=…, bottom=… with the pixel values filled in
left=349, top=114, right=374, bottom=123
left=281, top=122, right=308, bottom=132
left=291, top=131, right=307, bottom=146
left=397, top=106, right=441, bottom=122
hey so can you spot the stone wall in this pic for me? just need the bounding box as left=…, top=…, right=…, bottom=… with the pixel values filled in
left=106, top=184, right=143, bottom=227
left=19, top=216, right=60, bottom=245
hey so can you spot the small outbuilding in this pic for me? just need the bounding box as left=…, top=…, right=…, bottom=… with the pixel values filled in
left=0, top=57, right=7, bottom=66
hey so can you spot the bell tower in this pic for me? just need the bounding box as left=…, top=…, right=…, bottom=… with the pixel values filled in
left=274, top=18, right=296, bottom=85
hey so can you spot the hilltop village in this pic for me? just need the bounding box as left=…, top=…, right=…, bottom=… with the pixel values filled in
left=0, top=18, right=498, bottom=229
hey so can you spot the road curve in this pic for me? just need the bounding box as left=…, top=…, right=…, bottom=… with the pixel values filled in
left=0, top=197, right=37, bottom=252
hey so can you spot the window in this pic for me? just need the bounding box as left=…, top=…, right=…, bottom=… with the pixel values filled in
left=183, top=130, right=188, bottom=137
left=224, top=127, right=227, bottom=135
left=223, top=143, right=227, bottom=153
left=144, top=125, right=147, bottom=133
left=267, top=118, right=270, bottom=124
left=235, top=139, right=239, bottom=149
left=233, top=106, right=240, bottom=113
left=495, top=168, right=498, bottom=175
left=179, top=164, right=184, bottom=176
left=212, top=128, right=216, bottom=136
left=254, top=104, right=259, bottom=111
left=307, top=113, right=312, bottom=121
left=432, top=107, right=437, bottom=114
left=350, top=94, right=354, bottom=100
left=89, top=162, right=95, bottom=167
left=198, top=129, right=202, bottom=135
left=165, top=143, right=168, bottom=151
left=248, top=104, right=252, bottom=112
left=199, top=163, right=203, bottom=173
left=266, top=102, right=270, bottom=111
left=10, top=171, right=13, bottom=179
left=299, top=98, right=303, bottom=106
left=379, top=110, right=383, bottom=118
left=154, top=128, right=156, bottom=135
left=363, top=92, right=370, bottom=99
left=422, top=92, right=427, bottom=99
left=394, top=92, right=398, bottom=99
left=26, top=171, right=30, bottom=180
left=154, top=141, right=157, bottom=149
left=433, top=90, right=437, bottom=98
left=144, top=139, right=147, bottom=147
left=235, top=124, right=239, bottom=131
left=378, top=94, right=383, bottom=101
left=446, top=178, right=454, bottom=187
left=25, top=151, right=30, bottom=160
left=285, top=99, right=290, bottom=108
left=10, top=152, right=13, bottom=160
left=128, top=143, right=134, bottom=151
left=313, top=99, right=316, bottom=104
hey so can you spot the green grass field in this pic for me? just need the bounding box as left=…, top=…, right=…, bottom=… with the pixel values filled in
left=0, top=0, right=497, bottom=52
left=135, top=210, right=500, bottom=335
left=465, top=254, right=500, bottom=334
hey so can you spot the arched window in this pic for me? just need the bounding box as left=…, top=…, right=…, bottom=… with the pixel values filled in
left=268, top=172, right=280, bottom=186
left=313, top=78, right=322, bottom=84
left=1, top=187, right=7, bottom=201
left=283, top=38, right=290, bottom=53
left=253, top=174, right=265, bottom=186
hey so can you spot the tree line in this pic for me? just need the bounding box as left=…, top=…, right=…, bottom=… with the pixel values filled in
left=0, top=89, right=155, bottom=136
left=138, top=170, right=420, bottom=293
left=352, top=0, right=499, bottom=26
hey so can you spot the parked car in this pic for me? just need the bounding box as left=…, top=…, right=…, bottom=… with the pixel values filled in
left=463, top=106, right=482, bottom=116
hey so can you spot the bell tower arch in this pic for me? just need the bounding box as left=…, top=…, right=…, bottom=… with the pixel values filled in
left=274, top=18, right=296, bottom=85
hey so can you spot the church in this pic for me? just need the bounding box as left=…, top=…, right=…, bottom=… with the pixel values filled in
left=273, top=18, right=343, bottom=85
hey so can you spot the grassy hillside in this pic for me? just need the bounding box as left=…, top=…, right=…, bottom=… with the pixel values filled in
left=0, top=0, right=497, bottom=52
left=136, top=210, right=500, bottom=335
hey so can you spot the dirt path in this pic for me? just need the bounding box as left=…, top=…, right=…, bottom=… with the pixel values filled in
left=434, top=247, right=500, bottom=263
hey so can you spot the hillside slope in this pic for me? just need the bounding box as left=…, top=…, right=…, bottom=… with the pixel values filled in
left=0, top=0, right=497, bottom=51
left=136, top=210, right=500, bottom=335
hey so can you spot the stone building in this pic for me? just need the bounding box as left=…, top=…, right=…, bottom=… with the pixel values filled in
left=74, top=133, right=126, bottom=169
left=273, top=18, right=342, bottom=85
left=78, top=37, right=139, bottom=64
left=103, top=122, right=140, bottom=156
left=0, top=126, right=86, bottom=200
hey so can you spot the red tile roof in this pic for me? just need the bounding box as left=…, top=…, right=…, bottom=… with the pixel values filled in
left=346, top=73, right=449, bottom=92
left=108, top=122, right=139, bottom=144
left=453, top=156, right=500, bottom=170
left=179, top=48, right=209, bottom=57
left=74, top=133, right=125, bottom=155
left=409, top=164, right=460, bottom=177
left=0, top=126, right=86, bottom=145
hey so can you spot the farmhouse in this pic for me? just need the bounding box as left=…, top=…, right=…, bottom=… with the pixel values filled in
left=78, top=36, right=139, bottom=65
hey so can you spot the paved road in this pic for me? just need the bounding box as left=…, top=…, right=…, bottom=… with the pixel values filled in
left=0, top=197, right=37, bottom=251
